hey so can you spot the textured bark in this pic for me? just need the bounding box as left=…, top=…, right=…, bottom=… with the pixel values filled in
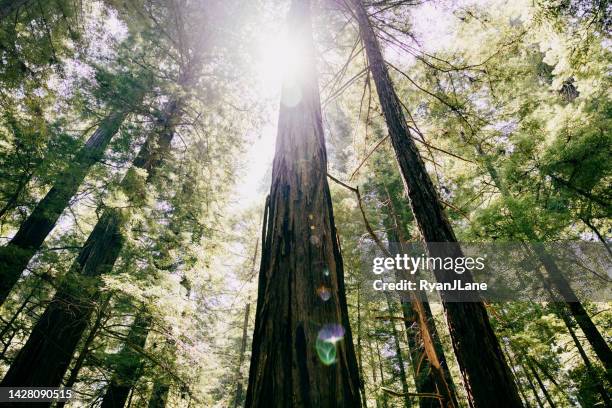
left=148, top=381, right=170, bottom=408
left=0, top=102, right=179, bottom=394
left=101, top=313, right=151, bottom=408
left=349, top=1, right=522, bottom=406
left=244, top=1, right=361, bottom=407
left=0, top=111, right=128, bottom=305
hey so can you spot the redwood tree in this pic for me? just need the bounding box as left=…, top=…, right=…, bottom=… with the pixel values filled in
left=347, top=0, right=523, bottom=406
left=0, top=109, right=133, bottom=305
left=244, top=1, right=361, bottom=406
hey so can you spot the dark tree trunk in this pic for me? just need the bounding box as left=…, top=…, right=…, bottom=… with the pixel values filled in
left=0, top=102, right=179, bottom=397
left=101, top=312, right=151, bottom=408
left=56, top=296, right=111, bottom=408
left=356, top=283, right=369, bottom=406
left=244, top=1, right=362, bottom=407
left=348, top=1, right=522, bottom=406
left=233, top=303, right=250, bottom=408
left=148, top=381, right=170, bottom=408
left=526, top=362, right=555, bottom=408
left=382, top=192, right=458, bottom=408
left=383, top=292, right=411, bottom=408
left=0, top=111, right=127, bottom=305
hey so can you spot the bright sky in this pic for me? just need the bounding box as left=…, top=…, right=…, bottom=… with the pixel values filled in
left=230, top=0, right=464, bottom=211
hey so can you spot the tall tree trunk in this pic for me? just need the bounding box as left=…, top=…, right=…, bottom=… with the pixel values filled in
left=233, top=303, right=251, bottom=408
left=56, top=296, right=111, bottom=408
left=0, top=100, right=181, bottom=399
left=526, top=362, right=555, bottom=408
left=382, top=188, right=458, bottom=408
left=383, top=292, right=411, bottom=408
left=501, top=343, right=532, bottom=408
left=357, top=283, right=369, bottom=406
left=348, top=3, right=522, bottom=405
left=101, top=312, right=152, bottom=408
left=244, top=1, right=361, bottom=407
left=148, top=381, right=170, bottom=408
left=0, top=111, right=128, bottom=305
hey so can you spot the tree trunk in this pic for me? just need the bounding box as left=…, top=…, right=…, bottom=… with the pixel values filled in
left=0, top=111, right=128, bottom=305
left=0, top=101, right=180, bottom=398
left=148, top=381, right=170, bottom=408
left=383, top=190, right=458, bottom=408
left=233, top=303, right=250, bottom=408
left=348, top=2, right=522, bottom=405
left=56, top=296, right=111, bottom=408
left=526, top=362, right=555, bottom=408
left=357, top=283, right=369, bottom=406
left=383, top=292, right=411, bottom=408
left=101, top=312, right=152, bottom=408
left=244, top=1, right=362, bottom=407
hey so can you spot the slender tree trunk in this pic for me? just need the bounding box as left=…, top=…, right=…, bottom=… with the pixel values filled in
left=523, top=365, right=545, bottom=408
left=0, top=0, right=30, bottom=21
left=553, top=302, right=611, bottom=404
left=357, top=283, right=369, bottom=406
left=348, top=1, right=522, bottom=406
left=0, top=100, right=181, bottom=399
left=501, top=343, right=532, bottom=408
left=148, top=381, right=170, bottom=408
left=526, top=362, right=555, bottom=408
left=233, top=303, right=250, bottom=408
left=383, top=189, right=458, bottom=408
left=581, top=217, right=612, bottom=258
left=244, top=1, right=361, bottom=407
left=375, top=337, right=389, bottom=408
left=367, top=336, right=382, bottom=408
left=101, top=312, right=152, bottom=408
left=0, top=111, right=128, bottom=305
left=383, top=292, right=411, bottom=408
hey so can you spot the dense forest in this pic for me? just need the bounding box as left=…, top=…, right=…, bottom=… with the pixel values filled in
left=0, top=0, right=610, bottom=407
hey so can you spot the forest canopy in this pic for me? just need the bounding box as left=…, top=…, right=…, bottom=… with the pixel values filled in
left=0, top=0, right=610, bottom=407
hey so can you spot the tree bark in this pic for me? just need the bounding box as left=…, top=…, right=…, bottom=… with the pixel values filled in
left=101, top=312, right=152, bottom=408
left=0, top=101, right=180, bottom=398
left=348, top=1, right=522, bottom=406
left=0, top=111, right=128, bottom=305
left=244, top=1, right=362, bottom=407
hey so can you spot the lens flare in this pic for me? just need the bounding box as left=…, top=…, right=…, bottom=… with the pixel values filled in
left=317, top=285, right=331, bottom=301
left=315, top=324, right=345, bottom=365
